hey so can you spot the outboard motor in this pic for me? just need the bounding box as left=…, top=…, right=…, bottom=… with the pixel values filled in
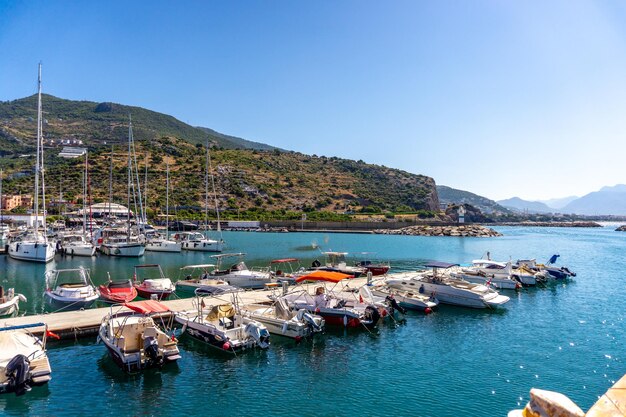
left=244, top=322, right=271, bottom=349
left=143, top=337, right=163, bottom=366
left=385, top=295, right=407, bottom=315
left=362, top=305, right=381, bottom=326
left=297, top=309, right=323, bottom=333
left=6, top=354, right=31, bottom=396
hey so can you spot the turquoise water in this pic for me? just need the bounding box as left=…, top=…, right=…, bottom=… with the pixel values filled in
left=0, top=226, right=624, bottom=416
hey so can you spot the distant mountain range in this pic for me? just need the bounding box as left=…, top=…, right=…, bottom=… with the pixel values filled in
left=498, top=185, right=626, bottom=215
left=437, top=185, right=510, bottom=214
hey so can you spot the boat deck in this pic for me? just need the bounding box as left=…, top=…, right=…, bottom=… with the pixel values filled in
left=586, top=373, right=626, bottom=416
left=0, top=278, right=369, bottom=340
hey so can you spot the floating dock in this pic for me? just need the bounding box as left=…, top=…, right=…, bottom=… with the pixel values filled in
left=0, top=278, right=369, bottom=340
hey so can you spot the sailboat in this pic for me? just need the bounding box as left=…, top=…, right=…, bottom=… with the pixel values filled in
left=100, top=117, right=145, bottom=257
left=8, top=64, right=55, bottom=263
left=174, top=140, right=223, bottom=252
left=145, top=161, right=181, bottom=252
left=0, top=170, right=8, bottom=241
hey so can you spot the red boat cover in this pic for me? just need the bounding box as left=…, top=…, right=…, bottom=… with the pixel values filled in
left=295, top=270, right=354, bottom=283
left=124, top=300, right=170, bottom=314
left=271, top=258, right=299, bottom=264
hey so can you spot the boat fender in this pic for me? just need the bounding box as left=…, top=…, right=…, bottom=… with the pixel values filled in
left=385, top=295, right=407, bottom=315
left=363, top=305, right=381, bottom=325
left=6, top=354, right=31, bottom=396
left=419, top=284, right=425, bottom=294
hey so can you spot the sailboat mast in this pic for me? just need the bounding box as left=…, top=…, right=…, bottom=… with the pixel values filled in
left=143, top=154, right=148, bottom=224
left=166, top=161, right=170, bottom=235
left=205, top=140, right=209, bottom=237
left=0, top=170, right=3, bottom=225
left=207, top=141, right=222, bottom=238
left=34, top=63, right=42, bottom=238
left=127, top=116, right=132, bottom=243
left=82, top=153, right=87, bottom=234
left=109, top=145, right=113, bottom=221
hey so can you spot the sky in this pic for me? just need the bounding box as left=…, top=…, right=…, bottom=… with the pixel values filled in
left=1, top=1, right=626, bottom=201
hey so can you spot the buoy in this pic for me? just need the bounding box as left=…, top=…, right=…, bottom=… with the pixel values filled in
left=222, top=342, right=231, bottom=350
left=424, top=307, right=432, bottom=314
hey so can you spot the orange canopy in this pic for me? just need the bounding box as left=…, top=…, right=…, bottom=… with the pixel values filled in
left=295, top=270, right=354, bottom=283
left=124, top=300, right=170, bottom=314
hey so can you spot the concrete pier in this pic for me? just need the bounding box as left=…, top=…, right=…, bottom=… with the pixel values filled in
left=0, top=277, right=369, bottom=340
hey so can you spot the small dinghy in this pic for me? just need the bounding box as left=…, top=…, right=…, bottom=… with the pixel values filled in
left=99, top=301, right=181, bottom=373
left=99, top=276, right=138, bottom=304
left=0, top=286, right=27, bottom=317
left=44, top=267, right=99, bottom=312
left=0, top=323, right=52, bottom=396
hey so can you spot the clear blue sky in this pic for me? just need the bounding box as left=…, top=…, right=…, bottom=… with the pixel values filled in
left=2, top=1, right=626, bottom=201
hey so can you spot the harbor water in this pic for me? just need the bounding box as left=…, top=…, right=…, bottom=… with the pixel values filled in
left=0, top=226, right=624, bottom=416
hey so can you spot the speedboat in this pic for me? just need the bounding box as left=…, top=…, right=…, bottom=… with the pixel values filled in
left=268, top=258, right=308, bottom=284
left=133, top=264, right=175, bottom=300
left=279, top=271, right=390, bottom=328
left=354, top=253, right=390, bottom=276
left=210, top=253, right=272, bottom=289
left=99, top=276, right=138, bottom=304
left=44, top=267, right=99, bottom=311
left=370, top=280, right=438, bottom=313
left=174, top=293, right=270, bottom=354
left=385, top=262, right=510, bottom=309
left=517, top=255, right=576, bottom=281
left=310, top=251, right=366, bottom=277
left=99, top=301, right=181, bottom=373
left=172, top=231, right=223, bottom=252
left=0, top=323, right=52, bottom=396
left=241, top=297, right=325, bottom=340
left=175, top=264, right=228, bottom=294
left=451, top=260, right=522, bottom=290
left=0, top=286, right=27, bottom=317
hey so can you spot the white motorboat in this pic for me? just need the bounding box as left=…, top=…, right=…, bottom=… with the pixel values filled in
left=173, top=231, right=223, bottom=252
left=175, top=264, right=229, bottom=294
left=210, top=253, right=272, bottom=289
left=241, top=297, right=325, bottom=340
left=44, top=267, right=100, bottom=312
left=58, top=232, right=96, bottom=257
left=451, top=261, right=521, bottom=290
left=174, top=293, right=270, bottom=354
left=279, top=271, right=393, bottom=328
left=370, top=281, right=438, bottom=312
left=99, top=301, right=181, bottom=372
left=0, top=323, right=52, bottom=396
left=100, top=234, right=145, bottom=257
left=145, top=233, right=182, bottom=253
left=385, top=262, right=510, bottom=309
left=8, top=65, right=55, bottom=263
left=0, top=287, right=27, bottom=317
left=311, top=251, right=367, bottom=277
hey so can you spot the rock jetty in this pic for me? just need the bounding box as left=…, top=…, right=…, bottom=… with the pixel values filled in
left=496, top=221, right=601, bottom=227
left=615, top=225, right=626, bottom=231
left=374, top=224, right=501, bottom=237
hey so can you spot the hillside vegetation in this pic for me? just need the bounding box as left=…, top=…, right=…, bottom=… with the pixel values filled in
left=0, top=95, right=439, bottom=220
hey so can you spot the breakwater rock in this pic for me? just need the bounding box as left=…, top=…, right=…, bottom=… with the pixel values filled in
left=615, top=225, right=626, bottom=231
left=496, top=221, right=602, bottom=228
left=374, top=224, right=502, bottom=237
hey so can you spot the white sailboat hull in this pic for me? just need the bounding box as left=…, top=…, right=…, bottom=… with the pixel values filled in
left=100, top=242, right=145, bottom=257
left=145, top=239, right=182, bottom=253
left=8, top=240, right=55, bottom=263
left=181, top=239, right=223, bottom=252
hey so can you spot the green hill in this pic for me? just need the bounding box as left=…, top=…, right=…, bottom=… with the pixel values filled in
left=437, top=185, right=510, bottom=214
left=0, top=95, right=438, bottom=219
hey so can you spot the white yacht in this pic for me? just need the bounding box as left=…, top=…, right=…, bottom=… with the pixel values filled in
left=385, top=262, right=510, bottom=309
left=210, top=253, right=272, bottom=289
left=173, top=231, right=223, bottom=252
left=58, top=232, right=96, bottom=257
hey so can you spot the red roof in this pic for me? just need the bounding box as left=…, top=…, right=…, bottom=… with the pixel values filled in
left=124, top=300, right=170, bottom=314
left=271, top=258, right=299, bottom=264
left=295, top=270, right=354, bottom=283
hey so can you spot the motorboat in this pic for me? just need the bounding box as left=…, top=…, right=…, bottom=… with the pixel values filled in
left=175, top=264, right=229, bottom=294
left=354, top=253, right=390, bottom=276
left=279, top=271, right=391, bottom=328
left=385, top=262, right=510, bottom=309
left=133, top=264, right=175, bottom=300
left=99, top=301, right=181, bottom=372
left=174, top=293, right=270, bottom=354
left=210, top=253, right=272, bottom=289
left=44, top=267, right=99, bottom=312
left=100, top=234, right=145, bottom=257
left=99, top=275, right=138, bottom=304
left=0, top=223, right=9, bottom=241
left=241, top=297, right=325, bottom=340
left=0, top=286, right=27, bottom=317
left=310, top=251, right=367, bottom=277
left=370, top=280, right=438, bottom=312
left=268, top=258, right=308, bottom=284
left=145, top=232, right=182, bottom=253
left=172, top=231, right=223, bottom=252
left=451, top=261, right=522, bottom=290
left=0, top=323, right=52, bottom=396
left=517, top=255, right=576, bottom=281
left=57, top=232, right=96, bottom=257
